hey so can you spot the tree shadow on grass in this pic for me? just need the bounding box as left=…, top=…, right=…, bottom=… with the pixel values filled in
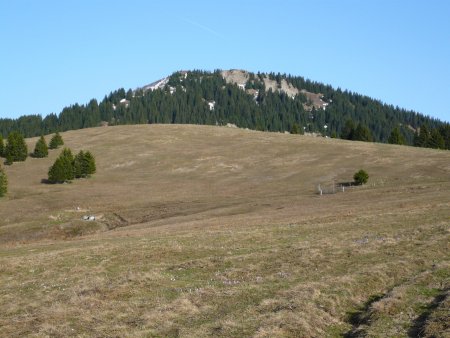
left=338, top=181, right=358, bottom=187
left=407, top=290, right=448, bottom=337
left=342, top=293, right=385, bottom=337
left=40, top=178, right=70, bottom=184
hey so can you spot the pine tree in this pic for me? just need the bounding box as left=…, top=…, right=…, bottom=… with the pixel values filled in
left=49, top=132, right=64, bottom=149
left=60, top=148, right=74, bottom=181
left=47, top=148, right=74, bottom=183
left=429, top=129, right=445, bottom=149
left=388, top=127, right=405, bottom=145
left=413, top=131, right=420, bottom=147
left=4, top=131, right=28, bottom=163
left=353, top=123, right=373, bottom=142
left=82, top=151, right=96, bottom=176
left=0, top=135, right=4, bottom=157
left=48, top=158, right=67, bottom=183
left=290, top=123, right=300, bottom=134
left=0, top=165, right=7, bottom=197
left=415, top=125, right=430, bottom=147
left=32, top=136, right=48, bottom=158
left=73, top=150, right=84, bottom=178
left=341, top=119, right=355, bottom=140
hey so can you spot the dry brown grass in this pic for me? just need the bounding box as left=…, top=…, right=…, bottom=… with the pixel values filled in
left=0, top=124, right=449, bottom=337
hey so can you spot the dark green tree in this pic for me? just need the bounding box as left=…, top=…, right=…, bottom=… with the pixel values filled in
left=0, top=165, right=7, bottom=197
left=48, top=158, right=67, bottom=183
left=73, top=150, right=84, bottom=178
left=439, top=124, right=450, bottom=149
left=388, top=127, right=405, bottom=145
left=353, top=123, right=373, bottom=142
left=341, top=119, right=355, bottom=140
left=47, top=148, right=74, bottom=183
left=60, top=148, right=74, bottom=181
left=429, top=129, right=445, bottom=149
left=49, top=132, right=64, bottom=149
left=82, top=151, right=96, bottom=176
left=4, top=131, right=28, bottom=163
left=32, top=136, right=48, bottom=158
left=290, top=123, right=300, bottom=134
left=414, top=125, right=430, bottom=147
left=5, top=153, right=13, bottom=166
left=73, top=150, right=96, bottom=179
left=354, top=169, right=369, bottom=185
left=0, top=135, right=4, bottom=157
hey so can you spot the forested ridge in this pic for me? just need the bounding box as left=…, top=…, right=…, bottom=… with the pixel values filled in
left=1, top=70, right=449, bottom=149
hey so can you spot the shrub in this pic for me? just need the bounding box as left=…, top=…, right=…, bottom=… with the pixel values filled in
left=354, top=169, right=369, bottom=185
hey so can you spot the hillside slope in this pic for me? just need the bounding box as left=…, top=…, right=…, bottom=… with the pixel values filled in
left=0, top=125, right=449, bottom=337
left=1, top=70, right=449, bottom=148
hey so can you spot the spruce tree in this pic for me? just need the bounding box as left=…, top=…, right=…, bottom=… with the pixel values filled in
left=4, top=131, right=28, bottom=163
left=60, top=148, right=74, bottom=181
left=290, top=123, right=300, bottom=134
left=0, top=135, right=4, bottom=157
left=429, top=129, right=445, bottom=149
left=32, top=136, right=48, bottom=158
left=415, top=125, right=430, bottom=147
left=353, top=123, right=373, bottom=142
left=73, top=150, right=84, bottom=178
left=82, top=151, right=96, bottom=176
left=49, top=132, right=64, bottom=149
left=341, top=119, right=355, bottom=140
left=0, top=165, right=7, bottom=197
left=47, top=148, right=74, bottom=183
left=48, top=158, right=67, bottom=183
left=388, top=127, right=405, bottom=145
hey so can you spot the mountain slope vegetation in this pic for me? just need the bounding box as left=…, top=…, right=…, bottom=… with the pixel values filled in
left=1, top=70, right=449, bottom=149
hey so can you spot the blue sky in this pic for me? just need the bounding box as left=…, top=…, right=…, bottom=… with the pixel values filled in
left=1, top=0, right=449, bottom=122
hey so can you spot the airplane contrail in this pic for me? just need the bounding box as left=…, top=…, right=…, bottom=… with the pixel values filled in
left=181, top=18, right=224, bottom=39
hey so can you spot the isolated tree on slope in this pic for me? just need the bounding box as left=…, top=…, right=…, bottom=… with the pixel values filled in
left=33, top=136, right=48, bottom=158
left=0, top=166, right=7, bottom=197
left=49, top=132, right=64, bottom=149
left=4, top=131, right=28, bottom=163
left=354, top=169, right=369, bottom=185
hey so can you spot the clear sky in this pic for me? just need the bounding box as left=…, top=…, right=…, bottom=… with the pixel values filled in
left=1, top=0, right=449, bottom=122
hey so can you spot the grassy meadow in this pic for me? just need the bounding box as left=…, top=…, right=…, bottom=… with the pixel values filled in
left=0, top=124, right=449, bottom=337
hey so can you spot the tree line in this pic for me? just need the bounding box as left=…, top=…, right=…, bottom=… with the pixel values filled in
left=0, top=70, right=448, bottom=150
